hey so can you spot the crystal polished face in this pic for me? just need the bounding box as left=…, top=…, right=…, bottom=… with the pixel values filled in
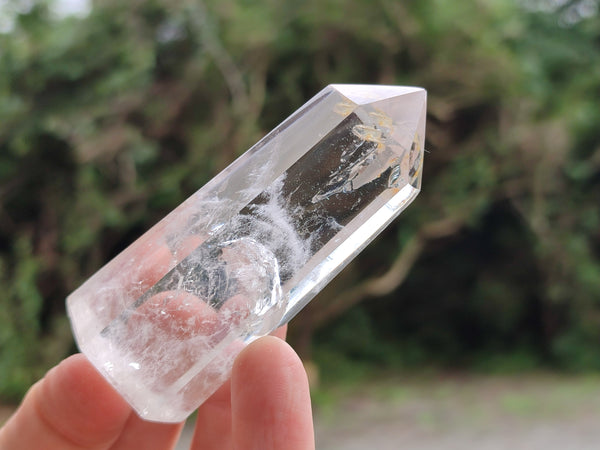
left=67, top=85, right=427, bottom=422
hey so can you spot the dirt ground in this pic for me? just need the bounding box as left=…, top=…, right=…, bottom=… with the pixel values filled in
left=311, top=373, right=600, bottom=450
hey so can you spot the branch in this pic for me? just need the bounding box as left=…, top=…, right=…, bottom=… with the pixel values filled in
left=188, top=0, right=249, bottom=115
left=313, top=215, right=465, bottom=328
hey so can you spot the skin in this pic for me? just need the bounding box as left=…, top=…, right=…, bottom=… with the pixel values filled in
left=0, top=327, right=315, bottom=450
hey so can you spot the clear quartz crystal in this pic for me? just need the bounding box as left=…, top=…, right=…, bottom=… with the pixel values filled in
left=67, top=84, right=427, bottom=422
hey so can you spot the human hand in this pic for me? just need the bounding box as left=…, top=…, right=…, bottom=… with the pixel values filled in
left=0, top=327, right=314, bottom=450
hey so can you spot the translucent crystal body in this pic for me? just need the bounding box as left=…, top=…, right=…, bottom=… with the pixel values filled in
left=67, top=84, right=426, bottom=422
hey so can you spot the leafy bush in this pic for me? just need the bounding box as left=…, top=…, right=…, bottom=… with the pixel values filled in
left=1, top=0, right=599, bottom=400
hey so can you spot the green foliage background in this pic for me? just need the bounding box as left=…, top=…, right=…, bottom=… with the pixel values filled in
left=1, top=0, right=599, bottom=400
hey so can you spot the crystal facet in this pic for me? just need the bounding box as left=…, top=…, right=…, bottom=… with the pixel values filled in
left=67, top=84, right=427, bottom=422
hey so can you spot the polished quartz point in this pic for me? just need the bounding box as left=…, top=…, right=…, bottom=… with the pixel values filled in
left=66, top=84, right=427, bottom=422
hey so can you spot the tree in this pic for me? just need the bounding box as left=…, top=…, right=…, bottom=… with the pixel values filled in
left=1, top=0, right=599, bottom=400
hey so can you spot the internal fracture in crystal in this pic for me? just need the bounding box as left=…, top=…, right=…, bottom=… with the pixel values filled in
left=66, top=84, right=427, bottom=422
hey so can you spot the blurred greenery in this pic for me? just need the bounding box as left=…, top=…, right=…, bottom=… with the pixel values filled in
left=0, top=0, right=599, bottom=400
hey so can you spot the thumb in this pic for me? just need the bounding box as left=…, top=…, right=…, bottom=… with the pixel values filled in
left=0, top=354, right=132, bottom=450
